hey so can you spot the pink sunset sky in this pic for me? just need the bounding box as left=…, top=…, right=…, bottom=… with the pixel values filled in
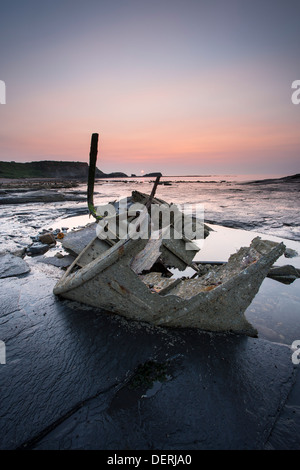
left=0, top=0, right=299, bottom=176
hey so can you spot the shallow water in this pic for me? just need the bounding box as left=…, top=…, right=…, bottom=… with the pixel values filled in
left=73, top=176, right=300, bottom=240
left=196, top=224, right=300, bottom=345
left=1, top=175, right=299, bottom=252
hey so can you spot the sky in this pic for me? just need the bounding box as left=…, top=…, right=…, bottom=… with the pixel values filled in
left=0, top=0, right=299, bottom=176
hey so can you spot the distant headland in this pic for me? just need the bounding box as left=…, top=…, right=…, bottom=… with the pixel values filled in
left=0, top=161, right=163, bottom=180
left=244, top=174, right=300, bottom=184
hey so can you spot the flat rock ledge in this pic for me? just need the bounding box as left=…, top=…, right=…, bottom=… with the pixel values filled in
left=0, top=253, right=30, bottom=278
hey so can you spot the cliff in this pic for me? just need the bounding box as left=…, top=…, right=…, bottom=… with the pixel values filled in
left=245, top=174, right=300, bottom=184
left=144, top=172, right=162, bottom=178
left=0, top=161, right=128, bottom=179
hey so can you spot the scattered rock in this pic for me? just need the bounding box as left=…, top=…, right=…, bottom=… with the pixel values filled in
left=267, top=265, right=300, bottom=284
left=39, top=233, right=56, bottom=245
left=37, top=254, right=75, bottom=268
left=12, top=248, right=26, bottom=258
left=0, top=189, right=87, bottom=205
left=284, top=248, right=298, bottom=258
left=62, top=223, right=97, bottom=256
left=0, top=253, right=30, bottom=278
left=26, top=243, right=50, bottom=257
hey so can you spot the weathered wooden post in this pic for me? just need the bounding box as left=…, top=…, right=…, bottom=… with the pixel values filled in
left=146, top=175, right=161, bottom=209
left=87, top=133, right=100, bottom=220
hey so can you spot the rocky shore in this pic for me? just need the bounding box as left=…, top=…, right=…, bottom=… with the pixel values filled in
left=0, top=178, right=86, bottom=203
left=0, top=252, right=299, bottom=450
left=0, top=177, right=80, bottom=188
left=0, top=189, right=87, bottom=205
left=0, top=175, right=299, bottom=450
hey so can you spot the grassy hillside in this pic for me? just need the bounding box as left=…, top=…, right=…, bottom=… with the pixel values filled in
left=0, top=161, right=46, bottom=178
left=0, top=161, right=128, bottom=179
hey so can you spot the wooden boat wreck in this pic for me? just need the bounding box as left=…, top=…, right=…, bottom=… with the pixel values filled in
left=53, top=197, right=285, bottom=337
left=53, top=134, right=286, bottom=336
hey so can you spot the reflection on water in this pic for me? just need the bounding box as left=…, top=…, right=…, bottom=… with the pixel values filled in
left=199, top=226, right=300, bottom=346
left=194, top=224, right=299, bottom=265
left=179, top=224, right=300, bottom=346
left=197, top=225, right=300, bottom=345
left=246, top=277, right=300, bottom=345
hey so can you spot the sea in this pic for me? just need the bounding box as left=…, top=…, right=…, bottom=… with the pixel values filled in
left=1, top=173, right=299, bottom=346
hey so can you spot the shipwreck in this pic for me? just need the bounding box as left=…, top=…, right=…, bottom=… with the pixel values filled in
left=53, top=134, right=286, bottom=337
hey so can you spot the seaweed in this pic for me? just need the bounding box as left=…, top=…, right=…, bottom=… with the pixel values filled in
left=128, top=360, right=169, bottom=390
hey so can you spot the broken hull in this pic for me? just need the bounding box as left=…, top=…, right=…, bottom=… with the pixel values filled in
left=54, top=236, right=285, bottom=337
